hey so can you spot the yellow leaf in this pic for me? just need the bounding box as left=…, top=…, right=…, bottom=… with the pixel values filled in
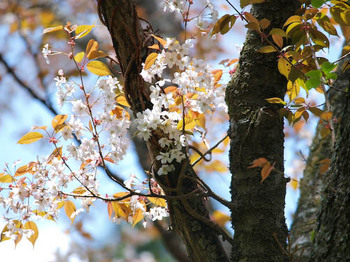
left=278, top=57, right=291, bottom=79
left=196, top=114, right=206, bottom=129
left=205, top=160, right=228, bottom=173
left=15, top=165, right=29, bottom=177
left=24, top=221, right=38, bottom=247
left=47, top=147, right=62, bottom=164
left=294, top=97, right=305, bottom=104
left=75, top=24, right=95, bottom=39
left=32, top=210, right=55, bottom=221
left=294, top=107, right=305, bottom=120
left=151, top=34, right=167, bottom=47
left=258, top=45, right=277, bottom=53
left=148, top=197, right=167, bottom=207
left=283, top=15, right=302, bottom=27
left=265, top=97, right=286, bottom=105
left=88, top=50, right=108, bottom=60
left=144, top=53, right=158, bottom=70
left=52, top=114, right=68, bottom=131
left=31, top=125, right=48, bottom=131
left=212, top=210, right=230, bottom=227
left=111, top=202, right=130, bottom=220
left=290, top=179, right=298, bottom=190
left=321, top=111, right=333, bottom=120
left=86, top=61, right=111, bottom=76
left=64, top=200, right=77, bottom=224
left=72, top=187, right=87, bottom=195
left=85, top=39, right=99, bottom=57
left=132, top=208, right=144, bottom=228
left=177, top=117, right=196, bottom=131
left=42, top=25, right=63, bottom=34
left=287, top=80, right=300, bottom=101
left=0, top=173, right=14, bottom=183
left=17, top=132, right=43, bottom=144
left=116, top=95, right=130, bottom=107
left=74, top=52, right=85, bottom=63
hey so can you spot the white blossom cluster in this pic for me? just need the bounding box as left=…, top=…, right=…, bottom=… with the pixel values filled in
left=137, top=38, right=226, bottom=176
left=160, top=0, right=219, bottom=29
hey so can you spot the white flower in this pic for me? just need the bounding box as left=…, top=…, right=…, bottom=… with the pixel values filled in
left=61, top=126, right=73, bottom=140
left=71, top=100, right=88, bottom=115
left=42, top=43, right=52, bottom=64
left=149, top=207, right=169, bottom=221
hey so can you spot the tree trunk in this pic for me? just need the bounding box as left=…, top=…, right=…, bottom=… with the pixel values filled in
left=310, top=63, right=350, bottom=261
left=290, top=55, right=350, bottom=261
left=225, top=1, right=299, bottom=261
left=98, top=1, right=228, bottom=261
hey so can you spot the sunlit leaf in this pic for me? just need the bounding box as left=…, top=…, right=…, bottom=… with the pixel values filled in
left=74, top=52, right=85, bottom=63
left=86, top=61, right=111, bottom=76
left=151, top=34, right=167, bottom=47
left=17, top=132, right=43, bottom=144
left=132, top=208, right=144, bottom=228
left=15, top=165, right=29, bottom=177
left=0, top=173, right=14, bottom=183
left=148, top=197, right=167, bottom=207
left=212, top=210, right=230, bottom=227
left=144, top=53, right=158, bottom=70
left=52, top=114, right=68, bottom=131
left=283, top=15, right=302, bottom=27
left=177, top=117, right=196, bottom=131
left=116, top=95, right=130, bottom=107
left=64, top=200, right=77, bottom=224
left=265, top=97, right=287, bottom=105
left=24, top=221, right=38, bottom=247
left=42, top=25, right=63, bottom=34
left=75, top=24, right=95, bottom=39
left=278, top=57, right=291, bottom=79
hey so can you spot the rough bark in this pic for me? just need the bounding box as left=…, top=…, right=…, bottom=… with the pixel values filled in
left=290, top=57, right=350, bottom=260
left=98, top=1, right=228, bottom=261
left=225, top=1, right=299, bottom=261
left=310, top=64, right=350, bottom=261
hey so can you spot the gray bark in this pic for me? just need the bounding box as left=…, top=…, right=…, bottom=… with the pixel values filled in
left=226, top=1, right=299, bottom=261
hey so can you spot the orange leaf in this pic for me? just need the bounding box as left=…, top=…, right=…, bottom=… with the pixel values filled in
left=15, top=165, right=29, bottom=177
left=261, top=162, right=274, bottom=183
left=248, top=157, right=269, bottom=168
left=151, top=34, right=167, bottom=47
left=107, top=202, right=113, bottom=220
left=64, top=200, right=77, bottom=224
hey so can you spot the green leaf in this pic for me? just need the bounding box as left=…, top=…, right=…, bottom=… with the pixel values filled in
left=311, top=0, right=324, bottom=8
left=305, top=70, right=322, bottom=90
